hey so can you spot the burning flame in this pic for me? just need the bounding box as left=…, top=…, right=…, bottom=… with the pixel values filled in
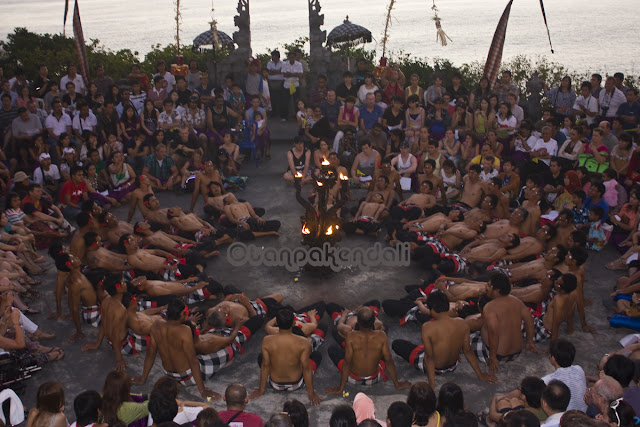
left=335, top=224, right=340, bottom=230
left=302, top=225, right=311, bottom=234
left=339, top=173, right=348, bottom=181
left=316, top=181, right=323, bottom=186
left=321, top=157, right=330, bottom=166
left=295, top=171, right=302, bottom=178
left=326, top=225, right=334, bottom=235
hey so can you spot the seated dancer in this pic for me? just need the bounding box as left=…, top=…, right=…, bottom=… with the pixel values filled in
left=469, top=272, right=539, bottom=374
left=205, top=287, right=284, bottom=323
left=130, top=275, right=214, bottom=304
left=83, top=232, right=129, bottom=272
left=167, top=207, right=234, bottom=252
left=123, top=292, right=166, bottom=337
left=496, top=246, right=567, bottom=283
left=326, top=300, right=385, bottom=347
left=481, top=208, right=528, bottom=239
left=417, top=159, right=447, bottom=204
left=119, top=234, right=202, bottom=281
left=189, top=160, right=223, bottom=214
left=510, top=270, right=556, bottom=304
left=133, top=298, right=218, bottom=399
left=530, top=272, right=578, bottom=342
left=464, top=195, right=499, bottom=225
left=54, top=253, right=101, bottom=343
left=223, top=198, right=280, bottom=239
left=459, top=233, right=521, bottom=265
left=496, top=235, right=545, bottom=264
left=343, top=192, right=385, bottom=236
left=372, top=158, right=403, bottom=203
left=325, top=306, right=411, bottom=394
left=548, top=209, right=576, bottom=249
left=388, top=180, right=437, bottom=226
left=264, top=302, right=327, bottom=351
left=407, top=219, right=486, bottom=263
left=451, top=164, right=484, bottom=213
left=127, top=175, right=154, bottom=222
left=99, top=212, right=133, bottom=248
left=249, top=308, right=323, bottom=406
left=399, top=210, right=463, bottom=236
left=69, top=212, right=99, bottom=262
left=132, top=222, right=212, bottom=262
left=557, top=246, right=595, bottom=333
left=392, top=290, right=497, bottom=388
left=82, top=276, right=149, bottom=371
left=140, top=194, right=171, bottom=228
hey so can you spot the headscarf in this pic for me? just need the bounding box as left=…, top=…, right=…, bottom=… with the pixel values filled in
left=564, top=170, right=580, bottom=193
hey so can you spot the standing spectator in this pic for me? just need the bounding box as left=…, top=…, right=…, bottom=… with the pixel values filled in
left=154, top=60, right=176, bottom=93
left=92, top=64, right=113, bottom=98
left=309, top=74, right=328, bottom=107
left=590, top=73, right=603, bottom=99
left=495, top=70, right=519, bottom=104
left=599, top=76, right=627, bottom=119
left=44, top=100, right=72, bottom=164
left=281, top=51, right=303, bottom=121
left=12, top=106, right=42, bottom=169
left=129, top=64, right=150, bottom=92
left=185, top=59, right=201, bottom=91
left=97, top=100, right=121, bottom=143
left=267, top=50, right=285, bottom=121
left=295, top=49, right=310, bottom=104
left=244, top=59, right=262, bottom=101
left=218, top=384, right=263, bottom=427
left=545, top=76, right=577, bottom=119
left=573, top=81, right=599, bottom=126
left=32, top=64, right=55, bottom=98
left=0, top=93, right=18, bottom=148
left=335, top=71, right=358, bottom=103
left=60, top=64, right=86, bottom=95
left=129, top=81, right=147, bottom=115
left=58, top=165, right=88, bottom=219
left=617, top=89, right=640, bottom=131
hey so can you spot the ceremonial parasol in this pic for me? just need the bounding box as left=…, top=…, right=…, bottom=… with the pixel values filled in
left=327, top=16, right=372, bottom=69
left=192, top=29, right=235, bottom=50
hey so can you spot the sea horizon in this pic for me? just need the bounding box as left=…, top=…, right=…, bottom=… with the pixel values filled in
left=1, top=0, right=639, bottom=77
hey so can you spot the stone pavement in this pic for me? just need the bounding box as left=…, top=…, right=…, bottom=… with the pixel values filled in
left=19, top=121, right=628, bottom=425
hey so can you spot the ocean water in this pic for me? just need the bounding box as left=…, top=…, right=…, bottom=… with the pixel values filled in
left=1, top=0, right=639, bottom=76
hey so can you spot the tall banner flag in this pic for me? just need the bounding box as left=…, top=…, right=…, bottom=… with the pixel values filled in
left=483, top=0, right=513, bottom=89
left=72, top=0, right=90, bottom=86
left=63, top=0, right=70, bottom=36
left=539, top=0, right=554, bottom=53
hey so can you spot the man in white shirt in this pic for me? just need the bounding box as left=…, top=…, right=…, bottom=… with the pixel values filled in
left=154, top=60, right=176, bottom=93
left=531, top=126, right=558, bottom=167
left=44, top=100, right=72, bottom=164
left=72, top=102, right=98, bottom=144
left=573, top=81, right=599, bottom=126
left=33, top=152, right=61, bottom=196
left=540, top=380, right=571, bottom=427
left=280, top=51, right=303, bottom=122
left=267, top=50, right=286, bottom=121
left=541, top=339, right=587, bottom=412
left=185, top=60, right=201, bottom=91
left=60, top=64, right=86, bottom=96
left=508, top=92, right=524, bottom=126
left=599, top=76, right=626, bottom=119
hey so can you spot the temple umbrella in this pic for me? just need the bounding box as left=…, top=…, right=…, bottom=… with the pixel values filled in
left=326, top=16, right=372, bottom=69
left=192, top=29, right=234, bottom=51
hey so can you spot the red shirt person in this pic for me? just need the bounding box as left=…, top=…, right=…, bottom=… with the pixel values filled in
left=58, top=166, right=89, bottom=219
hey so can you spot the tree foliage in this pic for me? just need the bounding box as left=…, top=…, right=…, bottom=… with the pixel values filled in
left=0, top=28, right=635, bottom=96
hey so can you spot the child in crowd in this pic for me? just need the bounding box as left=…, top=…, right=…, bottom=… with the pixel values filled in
left=602, top=168, right=620, bottom=212
left=571, top=190, right=589, bottom=227
left=586, top=205, right=606, bottom=251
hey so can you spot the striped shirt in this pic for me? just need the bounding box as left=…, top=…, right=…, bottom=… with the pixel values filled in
left=542, top=365, right=587, bottom=412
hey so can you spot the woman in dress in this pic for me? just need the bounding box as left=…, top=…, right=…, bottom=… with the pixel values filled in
left=404, top=94, right=425, bottom=147
left=107, top=151, right=137, bottom=204
left=141, top=99, right=159, bottom=138
left=469, top=76, right=492, bottom=110
left=451, top=102, right=473, bottom=135
left=473, top=97, right=491, bottom=142
left=494, top=102, right=517, bottom=157
left=557, top=125, right=586, bottom=170
left=404, top=73, right=424, bottom=104
left=119, top=105, right=139, bottom=141
left=357, top=73, right=378, bottom=105
left=440, top=128, right=461, bottom=166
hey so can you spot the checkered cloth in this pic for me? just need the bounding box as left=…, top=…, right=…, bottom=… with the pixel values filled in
left=421, top=237, right=452, bottom=255
left=120, top=329, right=150, bottom=355
left=184, top=282, right=207, bottom=304
left=408, top=344, right=460, bottom=374
left=331, top=311, right=355, bottom=326
left=250, top=300, right=267, bottom=317
left=343, top=361, right=387, bottom=385
left=207, top=326, right=250, bottom=354
left=197, top=346, right=235, bottom=380
left=469, top=331, right=520, bottom=363
left=310, top=329, right=325, bottom=352
left=524, top=316, right=551, bottom=343
left=81, top=305, right=101, bottom=327
left=441, top=253, right=467, bottom=274
left=164, top=369, right=196, bottom=386
left=269, top=376, right=305, bottom=391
